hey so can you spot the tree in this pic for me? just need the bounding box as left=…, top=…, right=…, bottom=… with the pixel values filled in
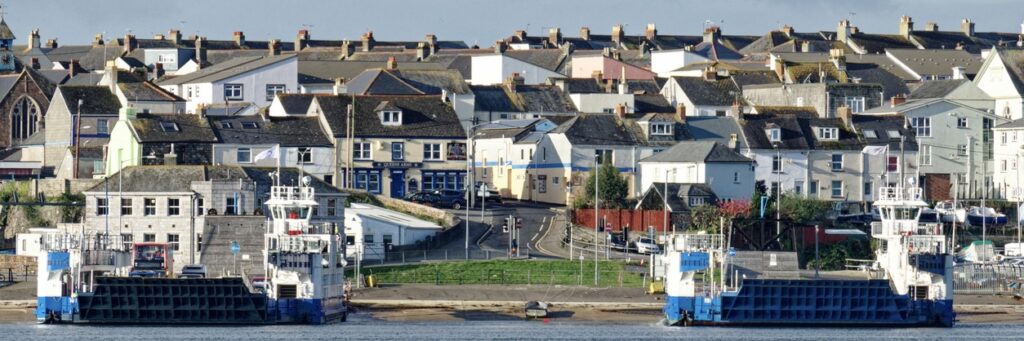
left=778, top=195, right=832, bottom=223
left=690, top=200, right=752, bottom=233
left=576, top=162, right=629, bottom=209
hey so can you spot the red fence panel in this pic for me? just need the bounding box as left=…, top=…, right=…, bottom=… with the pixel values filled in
left=572, top=209, right=668, bottom=233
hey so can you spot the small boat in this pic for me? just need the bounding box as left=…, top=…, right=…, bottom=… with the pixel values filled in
left=934, top=200, right=966, bottom=224
left=524, top=301, right=549, bottom=318
left=966, top=206, right=1008, bottom=226
left=829, top=202, right=871, bottom=225
left=919, top=208, right=940, bottom=223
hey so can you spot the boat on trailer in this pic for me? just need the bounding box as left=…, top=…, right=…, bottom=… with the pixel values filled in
left=35, top=178, right=349, bottom=324
left=660, top=184, right=955, bottom=327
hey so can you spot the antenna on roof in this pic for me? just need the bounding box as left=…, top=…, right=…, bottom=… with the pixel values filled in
left=0, top=4, right=7, bottom=20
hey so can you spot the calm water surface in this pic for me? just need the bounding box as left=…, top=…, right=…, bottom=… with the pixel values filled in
left=2, top=315, right=1021, bottom=340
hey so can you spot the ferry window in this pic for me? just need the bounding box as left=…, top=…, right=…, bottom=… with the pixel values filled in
left=167, top=198, right=181, bottom=216
left=346, top=236, right=355, bottom=245
left=96, top=198, right=108, bottom=215
left=121, top=198, right=133, bottom=215
left=327, top=199, right=337, bottom=216
left=143, top=233, right=156, bottom=242
left=144, top=198, right=156, bottom=216
left=168, top=234, right=180, bottom=251
left=226, top=197, right=238, bottom=215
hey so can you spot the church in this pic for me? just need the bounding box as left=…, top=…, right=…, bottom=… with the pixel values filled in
left=0, top=14, right=59, bottom=176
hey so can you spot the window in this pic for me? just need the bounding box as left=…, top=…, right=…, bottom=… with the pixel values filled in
left=843, top=96, right=866, bottom=113
left=887, top=156, right=899, bottom=172
left=364, top=234, right=374, bottom=245
left=689, top=197, right=706, bottom=206
left=97, top=119, right=109, bottom=135
left=766, top=128, right=781, bottom=143
left=602, top=108, right=615, bottom=114
left=167, top=198, right=180, bottom=216
left=831, top=180, right=843, bottom=198
left=143, top=198, right=156, bottom=216
left=817, top=127, right=838, bottom=141
left=327, top=198, right=337, bottom=216
left=862, top=129, right=877, bottom=139
left=921, top=145, right=932, bottom=165
left=423, top=144, right=442, bottom=161
left=831, top=153, right=843, bottom=171
left=233, top=148, right=252, bottom=163
left=537, top=175, right=547, bottom=193
left=957, top=117, right=968, bottom=128
left=794, top=183, right=802, bottom=194
left=354, top=142, right=371, bottom=160
left=957, top=144, right=968, bottom=156
left=769, top=182, right=780, bottom=197
left=225, top=197, right=238, bottom=215
left=197, top=234, right=203, bottom=252
left=392, top=142, right=404, bottom=161
left=1002, top=132, right=1008, bottom=145
left=772, top=155, right=783, bottom=173
left=143, top=233, right=156, bottom=243
left=1014, top=131, right=1019, bottom=143
left=553, top=176, right=559, bottom=184
left=1002, top=159, right=1008, bottom=172
left=324, top=175, right=334, bottom=185
left=864, top=182, right=873, bottom=197
left=219, top=122, right=233, bottom=129
left=96, top=198, right=108, bottom=215
left=383, top=234, right=393, bottom=245
left=733, top=172, right=740, bottom=183
left=354, top=171, right=382, bottom=193
left=595, top=149, right=613, bottom=165
left=121, top=198, right=133, bottom=215
left=196, top=198, right=204, bottom=216
left=809, top=181, right=818, bottom=195
left=121, top=233, right=133, bottom=250
left=167, top=234, right=179, bottom=251
left=542, top=147, right=547, bottom=161
left=241, top=121, right=259, bottom=129
left=159, top=121, right=180, bottom=132
left=224, top=83, right=243, bottom=100
left=297, top=147, right=312, bottom=164
left=380, top=111, right=402, bottom=125
left=911, top=117, right=931, bottom=137
left=650, top=123, right=672, bottom=135
left=266, top=84, right=286, bottom=101
left=886, top=130, right=901, bottom=139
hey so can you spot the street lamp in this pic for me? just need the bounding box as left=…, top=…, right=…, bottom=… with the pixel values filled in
left=465, top=130, right=484, bottom=260
left=594, top=153, right=600, bottom=286
left=774, top=143, right=782, bottom=236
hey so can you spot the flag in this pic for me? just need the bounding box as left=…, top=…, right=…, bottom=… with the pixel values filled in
left=254, top=145, right=279, bottom=162
left=861, top=145, right=887, bottom=156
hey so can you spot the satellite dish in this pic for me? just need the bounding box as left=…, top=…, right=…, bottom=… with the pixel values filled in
left=906, top=177, right=916, bottom=185
left=302, top=176, right=312, bottom=186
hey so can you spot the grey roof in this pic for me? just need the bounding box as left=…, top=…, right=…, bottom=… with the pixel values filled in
left=847, top=33, right=917, bottom=54
left=210, top=115, right=331, bottom=147
left=550, top=114, right=639, bottom=146
left=276, top=93, right=317, bottom=115
left=689, top=41, right=744, bottom=60
left=845, top=62, right=911, bottom=99
left=119, top=80, right=183, bottom=102
left=298, top=60, right=448, bottom=85
left=345, top=68, right=470, bottom=95
left=683, top=116, right=748, bottom=150
left=503, top=49, right=569, bottom=72
left=158, top=54, right=295, bottom=85
left=130, top=114, right=218, bottom=143
left=995, top=119, right=1024, bottom=129
left=645, top=182, right=718, bottom=212
left=851, top=114, right=918, bottom=150
left=0, top=74, right=18, bottom=100
left=56, top=86, right=121, bottom=116
left=86, top=165, right=344, bottom=194
left=671, top=77, right=739, bottom=106
left=740, top=108, right=862, bottom=150
left=640, top=141, right=752, bottom=163
left=634, top=94, right=674, bottom=113
left=0, top=19, right=14, bottom=40
left=908, top=79, right=969, bottom=99
left=561, top=78, right=661, bottom=94
left=886, top=49, right=981, bottom=77
left=62, top=72, right=104, bottom=86
left=118, top=56, right=147, bottom=69
left=990, top=49, right=1024, bottom=95
left=730, top=71, right=781, bottom=88
left=910, top=30, right=1021, bottom=54
left=316, top=94, right=466, bottom=138
left=471, top=84, right=577, bottom=113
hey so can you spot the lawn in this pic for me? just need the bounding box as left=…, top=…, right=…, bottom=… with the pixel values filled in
left=349, top=259, right=648, bottom=287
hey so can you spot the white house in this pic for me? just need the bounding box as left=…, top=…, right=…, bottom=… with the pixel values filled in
left=470, top=53, right=564, bottom=86
left=974, top=48, right=1024, bottom=120
left=343, top=203, right=443, bottom=261
left=157, top=54, right=297, bottom=114
left=661, top=75, right=740, bottom=117
left=638, top=141, right=755, bottom=201
left=992, top=120, right=1024, bottom=200
left=209, top=115, right=336, bottom=182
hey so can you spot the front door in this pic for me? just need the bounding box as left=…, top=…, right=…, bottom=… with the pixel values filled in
left=390, top=170, right=406, bottom=198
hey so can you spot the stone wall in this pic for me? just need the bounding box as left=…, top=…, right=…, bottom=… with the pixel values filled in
left=0, top=255, right=36, bottom=277
left=374, top=194, right=456, bottom=228
left=30, top=178, right=103, bottom=197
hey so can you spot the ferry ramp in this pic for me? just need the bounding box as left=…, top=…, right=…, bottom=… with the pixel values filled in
left=727, top=251, right=800, bottom=279
left=201, top=216, right=267, bottom=278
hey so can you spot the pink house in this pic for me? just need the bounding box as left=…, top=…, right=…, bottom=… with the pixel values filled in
left=571, top=55, right=656, bottom=80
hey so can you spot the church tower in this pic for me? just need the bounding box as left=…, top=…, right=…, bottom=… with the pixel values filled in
left=0, top=7, right=16, bottom=72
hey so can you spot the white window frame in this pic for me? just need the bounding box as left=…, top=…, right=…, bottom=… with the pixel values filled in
left=830, top=153, right=843, bottom=171
left=423, top=143, right=442, bottom=161
left=844, top=96, right=866, bottom=113
left=224, top=83, right=244, bottom=101
left=817, top=127, right=838, bottom=141
left=921, top=145, right=932, bottom=165
left=957, top=117, right=968, bottom=128
left=97, top=119, right=109, bottom=135
left=167, top=234, right=180, bottom=251
left=266, top=84, right=286, bottom=101
left=771, top=155, right=783, bottom=173
left=167, top=198, right=180, bottom=216
left=143, top=198, right=156, bottom=216
left=957, top=144, right=968, bottom=156
left=354, top=142, right=372, bottom=160
left=831, top=180, right=844, bottom=198
left=650, top=123, right=672, bottom=135
left=237, top=148, right=252, bottom=163
left=911, top=117, right=931, bottom=137
left=96, top=197, right=108, bottom=216
left=767, top=128, right=781, bottom=143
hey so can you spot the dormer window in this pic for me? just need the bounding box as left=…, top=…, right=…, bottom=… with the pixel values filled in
left=241, top=121, right=259, bottom=129
left=766, top=128, right=781, bottom=143
left=380, top=110, right=402, bottom=125
left=816, top=127, right=838, bottom=141
left=159, top=121, right=180, bottom=132
left=887, top=130, right=901, bottom=139
left=862, top=129, right=877, bottom=139
left=650, top=123, right=672, bottom=135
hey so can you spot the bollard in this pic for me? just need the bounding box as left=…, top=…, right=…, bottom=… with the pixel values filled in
left=402, top=251, right=406, bottom=264
left=445, top=249, right=449, bottom=260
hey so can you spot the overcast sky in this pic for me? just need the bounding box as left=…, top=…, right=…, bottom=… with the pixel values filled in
left=5, top=0, right=1024, bottom=46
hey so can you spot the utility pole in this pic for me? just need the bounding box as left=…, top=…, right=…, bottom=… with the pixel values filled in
left=594, top=155, right=600, bottom=286
left=73, top=99, right=83, bottom=179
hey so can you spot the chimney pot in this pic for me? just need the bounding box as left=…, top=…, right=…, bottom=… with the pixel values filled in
left=781, top=25, right=794, bottom=37
left=645, top=23, right=657, bottom=40
left=93, top=34, right=105, bottom=47
left=45, top=38, right=58, bottom=49
left=925, top=22, right=939, bottom=32
left=495, top=40, right=507, bottom=53
left=614, top=103, right=626, bottom=119
left=891, top=94, right=907, bottom=107
left=961, top=18, right=975, bottom=37
left=676, top=104, right=687, bottom=121
left=899, top=15, right=914, bottom=38
left=195, top=36, right=208, bottom=67
left=548, top=27, right=562, bottom=47
left=504, top=73, right=524, bottom=92
left=579, top=27, right=590, bottom=41
left=703, top=26, right=721, bottom=44
left=269, top=39, right=281, bottom=56
left=361, top=31, right=375, bottom=52
left=29, top=29, right=40, bottom=49
left=386, top=56, right=398, bottom=70
left=169, top=29, right=181, bottom=45
left=728, top=134, right=738, bottom=151
left=29, top=57, right=39, bottom=69
left=514, top=30, right=527, bottom=41
left=611, top=24, right=624, bottom=45
left=123, top=34, right=138, bottom=53
left=233, top=31, right=246, bottom=47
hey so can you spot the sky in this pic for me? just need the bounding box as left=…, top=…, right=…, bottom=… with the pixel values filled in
left=4, top=0, right=1024, bottom=46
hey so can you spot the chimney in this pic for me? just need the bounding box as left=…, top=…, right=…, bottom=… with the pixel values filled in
left=837, top=106, right=853, bottom=128
left=890, top=94, right=907, bottom=107
left=29, top=58, right=39, bottom=69
left=702, top=66, right=717, bottom=81
left=341, top=40, right=355, bottom=59
left=703, top=26, right=721, bottom=44
left=169, top=29, right=181, bottom=45
left=45, top=38, right=58, bottom=49
left=504, top=73, right=524, bottom=92
left=104, top=60, right=117, bottom=93
left=955, top=41, right=964, bottom=50
left=676, top=104, right=687, bottom=121
left=514, top=30, right=527, bottom=41
left=234, top=31, right=246, bottom=47
left=164, top=145, right=178, bottom=166
left=195, top=36, right=207, bottom=67
left=611, top=25, right=624, bottom=46
left=92, top=34, right=105, bottom=47
left=269, top=39, right=281, bottom=56
left=829, top=48, right=846, bottom=71
left=579, top=27, right=591, bottom=41
left=645, top=23, right=657, bottom=40
left=592, top=70, right=603, bottom=81
left=731, top=100, right=744, bottom=119
left=333, top=77, right=346, bottom=95
left=801, top=40, right=812, bottom=53
left=295, top=29, right=310, bottom=51
left=952, top=66, right=967, bottom=80
left=153, top=34, right=165, bottom=40
left=925, top=22, right=939, bottom=32
left=123, top=34, right=137, bottom=53
left=68, top=60, right=81, bottom=78
left=728, top=133, right=738, bottom=151
left=604, top=78, right=614, bottom=93
left=425, top=34, right=438, bottom=54
left=152, top=63, right=165, bottom=79
left=961, top=18, right=975, bottom=37
left=899, top=15, right=914, bottom=38
left=614, top=103, right=626, bottom=119
left=361, top=31, right=375, bottom=52
left=837, top=20, right=852, bottom=42
left=386, top=56, right=398, bottom=70
left=416, top=42, right=430, bottom=60
left=548, top=27, right=562, bottom=47
left=28, top=29, right=40, bottom=49
left=850, top=26, right=860, bottom=34
left=781, top=25, right=794, bottom=37
left=495, top=40, right=508, bottom=53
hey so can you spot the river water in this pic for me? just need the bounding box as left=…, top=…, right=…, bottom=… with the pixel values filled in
left=2, top=316, right=1022, bottom=340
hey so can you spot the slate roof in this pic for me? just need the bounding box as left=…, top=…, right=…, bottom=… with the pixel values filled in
left=847, top=33, right=917, bottom=54
left=990, top=49, right=1024, bottom=95
left=157, top=54, right=295, bottom=85
left=345, top=68, right=470, bottom=95
left=845, top=62, right=911, bottom=99
left=0, top=19, right=14, bottom=40
left=730, top=71, right=781, bottom=88
left=0, top=74, right=18, bottom=100
left=549, top=114, right=639, bottom=146
left=471, top=84, right=577, bottom=113
left=561, top=78, right=661, bottom=94
left=910, top=30, right=1021, bottom=54
left=671, top=77, right=739, bottom=106
left=297, top=60, right=448, bottom=85
left=634, top=94, right=674, bottom=113
left=886, top=49, right=981, bottom=77
left=683, top=116, right=748, bottom=150
left=503, top=49, right=569, bottom=73
left=640, top=141, right=752, bottom=163
left=119, top=80, right=183, bottom=102
left=276, top=93, right=317, bottom=115
left=210, top=115, right=331, bottom=147
left=690, top=41, right=745, bottom=60
left=129, top=114, right=218, bottom=143
left=316, top=95, right=466, bottom=138
left=56, top=86, right=120, bottom=116
left=908, top=79, right=969, bottom=99
left=740, top=107, right=862, bottom=150
left=85, top=165, right=344, bottom=194
left=644, top=183, right=718, bottom=212
left=851, top=114, right=918, bottom=150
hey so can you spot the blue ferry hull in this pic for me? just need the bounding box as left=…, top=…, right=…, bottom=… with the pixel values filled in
left=664, top=279, right=954, bottom=327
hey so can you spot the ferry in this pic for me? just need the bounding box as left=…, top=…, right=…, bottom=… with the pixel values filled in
left=660, top=184, right=955, bottom=327
left=35, top=177, right=349, bottom=324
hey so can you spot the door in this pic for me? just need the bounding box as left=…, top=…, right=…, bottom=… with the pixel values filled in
left=390, top=170, right=406, bottom=198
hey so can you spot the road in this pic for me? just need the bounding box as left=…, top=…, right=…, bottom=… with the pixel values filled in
left=443, top=200, right=560, bottom=258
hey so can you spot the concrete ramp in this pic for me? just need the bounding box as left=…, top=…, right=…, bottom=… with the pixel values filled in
left=727, top=251, right=800, bottom=279
left=200, top=216, right=267, bottom=278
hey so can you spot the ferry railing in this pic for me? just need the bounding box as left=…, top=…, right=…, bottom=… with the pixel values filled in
left=907, top=235, right=946, bottom=254
left=877, top=187, right=923, bottom=201
left=283, top=222, right=339, bottom=235
left=355, top=266, right=647, bottom=288
left=270, top=186, right=315, bottom=201
left=953, top=264, right=1024, bottom=295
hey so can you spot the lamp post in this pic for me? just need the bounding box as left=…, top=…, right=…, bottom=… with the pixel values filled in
left=594, top=153, right=600, bottom=286
left=774, top=143, right=782, bottom=237
left=465, top=130, right=483, bottom=260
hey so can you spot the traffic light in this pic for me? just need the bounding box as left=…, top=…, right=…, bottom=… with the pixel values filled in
left=503, top=216, right=511, bottom=233
left=515, top=218, right=523, bottom=231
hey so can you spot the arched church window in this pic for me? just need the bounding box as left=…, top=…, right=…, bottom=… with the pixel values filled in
left=10, top=96, right=41, bottom=141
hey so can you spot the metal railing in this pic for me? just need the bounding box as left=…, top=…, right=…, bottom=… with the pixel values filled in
left=0, top=266, right=32, bottom=285
left=350, top=248, right=532, bottom=266
left=953, top=264, right=1024, bottom=295
left=358, top=267, right=647, bottom=288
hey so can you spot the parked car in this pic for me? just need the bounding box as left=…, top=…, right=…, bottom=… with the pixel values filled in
left=433, top=190, right=468, bottom=209
left=406, top=192, right=441, bottom=207
left=633, top=237, right=662, bottom=254
left=474, top=182, right=503, bottom=204
left=179, top=264, right=207, bottom=278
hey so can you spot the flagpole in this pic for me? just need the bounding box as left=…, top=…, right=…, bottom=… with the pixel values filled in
left=276, top=143, right=281, bottom=186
